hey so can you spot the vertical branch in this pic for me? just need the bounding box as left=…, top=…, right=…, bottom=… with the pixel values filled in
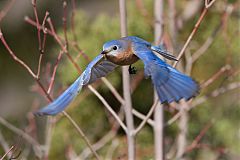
left=119, top=0, right=135, bottom=159
left=168, top=0, right=177, bottom=48
left=173, top=1, right=217, bottom=158
left=32, top=0, right=41, bottom=51
left=70, top=0, right=78, bottom=43
left=176, top=101, right=188, bottom=159
left=154, top=0, right=165, bottom=159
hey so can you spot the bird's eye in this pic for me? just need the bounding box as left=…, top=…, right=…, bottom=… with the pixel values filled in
left=112, top=46, right=118, bottom=50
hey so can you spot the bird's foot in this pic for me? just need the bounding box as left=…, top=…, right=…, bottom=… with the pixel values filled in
left=128, top=65, right=137, bottom=74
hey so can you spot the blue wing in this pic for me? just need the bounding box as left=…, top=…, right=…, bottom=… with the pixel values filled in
left=36, top=54, right=117, bottom=116
left=132, top=44, right=199, bottom=103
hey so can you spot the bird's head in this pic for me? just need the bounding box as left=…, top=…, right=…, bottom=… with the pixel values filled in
left=101, top=40, right=127, bottom=57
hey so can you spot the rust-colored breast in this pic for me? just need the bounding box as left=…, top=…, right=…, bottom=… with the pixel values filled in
left=106, top=41, right=139, bottom=65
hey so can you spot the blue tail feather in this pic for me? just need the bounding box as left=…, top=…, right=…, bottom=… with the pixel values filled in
left=153, top=65, right=199, bottom=104
left=163, top=83, right=181, bottom=102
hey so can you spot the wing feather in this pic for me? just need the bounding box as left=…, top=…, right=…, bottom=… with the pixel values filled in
left=36, top=54, right=118, bottom=116
left=132, top=44, right=199, bottom=104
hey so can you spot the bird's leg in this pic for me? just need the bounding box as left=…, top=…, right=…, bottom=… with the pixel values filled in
left=128, top=65, right=137, bottom=74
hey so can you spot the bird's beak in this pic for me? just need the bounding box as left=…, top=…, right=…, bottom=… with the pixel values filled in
left=101, top=50, right=108, bottom=59
left=101, top=50, right=108, bottom=55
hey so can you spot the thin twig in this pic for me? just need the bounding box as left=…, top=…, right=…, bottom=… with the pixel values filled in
left=63, top=1, right=69, bottom=50
left=69, top=0, right=90, bottom=62
left=36, top=11, right=49, bottom=78
left=88, top=85, right=128, bottom=132
left=25, top=16, right=53, bottom=36
left=79, top=107, right=125, bottom=159
left=205, top=0, right=217, bottom=9
left=79, top=129, right=116, bottom=160
left=47, top=17, right=82, bottom=73
left=0, top=145, right=15, bottom=160
left=62, top=111, right=100, bottom=160
left=0, top=29, right=37, bottom=79
left=70, top=0, right=78, bottom=44
left=173, top=0, right=217, bottom=67
left=0, top=29, right=99, bottom=159
left=25, top=16, right=126, bottom=109
left=134, top=100, right=158, bottom=135
left=168, top=0, right=177, bottom=47
left=0, top=0, right=16, bottom=22
left=166, top=81, right=240, bottom=127
left=0, top=116, right=40, bottom=151
left=185, top=121, right=213, bottom=153
left=32, top=0, right=41, bottom=51
left=132, top=109, right=154, bottom=126
left=173, top=8, right=208, bottom=67
left=101, top=78, right=125, bottom=105
left=192, top=82, right=240, bottom=108
left=27, top=13, right=128, bottom=135
left=200, top=65, right=231, bottom=89
left=192, top=4, right=233, bottom=63
left=0, top=130, right=10, bottom=159
left=47, top=50, right=64, bottom=94
left=164, top=112, right=180, bottom=127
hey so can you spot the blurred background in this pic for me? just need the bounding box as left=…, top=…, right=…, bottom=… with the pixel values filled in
left=0, top=0, right=239, bottom=159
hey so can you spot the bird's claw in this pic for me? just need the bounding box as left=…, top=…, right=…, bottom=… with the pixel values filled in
left=128, top=65, right=137, bottom=74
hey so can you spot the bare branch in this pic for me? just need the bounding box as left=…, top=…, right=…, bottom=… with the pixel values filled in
left=0, top=0, right=16, bottom=23
left=0, top=28, right=99, bottom=159
left=173, top=0, right=217, bottom=67
left=63, top=1, right=69, bottom=50
left=166, top=81, right=240, bottom=127
left=0, top=145, right=15, bottom=160
left=0, top=29, right=37, bottom=79
left=47, top=50, right=64, bottom=94
left=0, top=130, right=10, bottom=159
left=47, top=17, right=82, bottom=73
left=0, top=116, right=41, bottom=153
left=173, top=8, right=208, bottom=67
left=205, top=0, right=217, bottom=9
left=154, top=0, right=165, bottom=159
left=79, top=107, right=125, bottom=159
left=62, top=111, right=100, bottom=160
left=200, top=65, right=231, bottom=89
left=176, top=101, right=189, bottom=159
left=185, top=121, right=213, bottom=153
left=88, top=85, right=128, bottom=133
left=192, top=4, right=233, bottom=63
left=134, top=100, right=158, bottom=135
left=101, top=77, right=125, bottom=104
left=36, top=11, right=49, bottom=78
left=119, top=0, right=136, bottom=159
left=132, top=109, right=154, bottom=126
left=70, top=0, right=78, bottom=44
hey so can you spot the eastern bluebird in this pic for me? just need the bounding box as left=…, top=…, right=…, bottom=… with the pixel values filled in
left=36, top=36, right=199, bottom=116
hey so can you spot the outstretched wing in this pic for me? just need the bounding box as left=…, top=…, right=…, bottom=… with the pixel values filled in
left=36, top=54, right=118, bottom=116
left=132, top=44, right=199, bottom=103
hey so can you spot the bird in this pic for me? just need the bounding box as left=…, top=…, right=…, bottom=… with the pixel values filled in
left=36, top=36, right=199, bottom=116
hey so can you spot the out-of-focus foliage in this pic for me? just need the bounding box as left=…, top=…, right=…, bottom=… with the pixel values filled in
left=0, top=0, right=239, bottom=159
left=45, top=1, right=240, bottom=159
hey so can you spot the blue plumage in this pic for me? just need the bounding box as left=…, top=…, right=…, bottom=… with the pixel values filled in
left=36, top=36, right=199, bottom=116
left=130, top=36, right=199, bottom=104
left=36, top=76, right=83, bottom=115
